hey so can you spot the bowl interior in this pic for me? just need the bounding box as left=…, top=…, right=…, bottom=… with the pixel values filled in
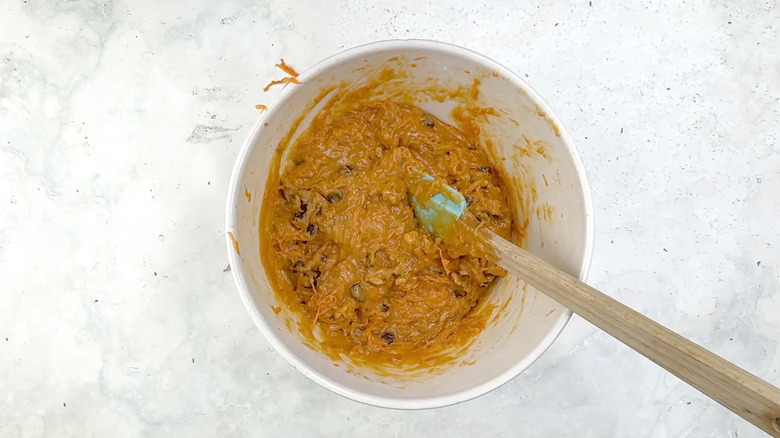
left=227, top=41, right=592, bottom=408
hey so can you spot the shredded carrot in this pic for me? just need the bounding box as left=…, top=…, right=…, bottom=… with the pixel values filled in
left=263, top=76, right=301, bottom=92
left=275, top=59, right=299, bottom=77
left=312, top=293, right=336, bottom=325
left=255, top=104, right=267, bottom=111
left=437, top=246, right=452, bottom=274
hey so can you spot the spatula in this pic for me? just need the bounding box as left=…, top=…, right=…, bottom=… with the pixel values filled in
left=409, top=172, right=780, bottom=437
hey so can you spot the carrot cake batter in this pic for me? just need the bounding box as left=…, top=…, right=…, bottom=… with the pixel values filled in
left=261, top=98, right=512, bottom=366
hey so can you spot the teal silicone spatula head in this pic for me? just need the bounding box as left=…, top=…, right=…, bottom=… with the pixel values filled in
left=409, top=171, right=468, bottom=237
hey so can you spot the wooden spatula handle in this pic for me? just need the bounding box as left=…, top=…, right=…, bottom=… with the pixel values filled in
left=485, top=231, right=780, bottom=437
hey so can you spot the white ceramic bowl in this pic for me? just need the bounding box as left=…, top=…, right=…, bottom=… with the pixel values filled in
left=226, top=40, right=593, bottom=409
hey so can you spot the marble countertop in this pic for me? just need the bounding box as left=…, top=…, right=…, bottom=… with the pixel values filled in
left=2, top=1, right=779, bottom=436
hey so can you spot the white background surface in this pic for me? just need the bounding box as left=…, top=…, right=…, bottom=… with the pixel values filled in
left=1, top=1, right=779, bottom=436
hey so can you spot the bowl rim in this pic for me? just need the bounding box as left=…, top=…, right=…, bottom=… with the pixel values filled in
left=226, top=39, right=595, bottom=410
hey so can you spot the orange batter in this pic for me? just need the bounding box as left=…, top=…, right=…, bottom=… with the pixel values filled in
left=261, top=99, right=512, bottom=366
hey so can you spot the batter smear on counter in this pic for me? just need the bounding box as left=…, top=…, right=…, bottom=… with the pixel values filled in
left=261, top=99, right=513, bottom=366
